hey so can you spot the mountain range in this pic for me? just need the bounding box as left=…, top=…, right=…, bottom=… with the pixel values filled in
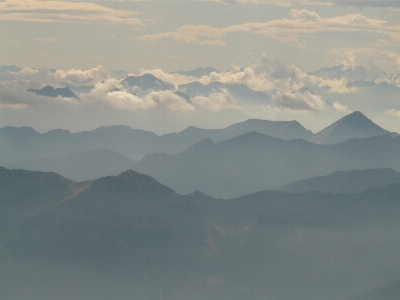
left=2, top=167, right=400, bottom=300
left=2, top=111, right=399, bottom=195
left=0, top=118, right=313, bottom=166
left=133, top=132, right=400, bottom=198
left=27, top=86, right=79, bottom=99
left=277, top=168, right=400, bottom=194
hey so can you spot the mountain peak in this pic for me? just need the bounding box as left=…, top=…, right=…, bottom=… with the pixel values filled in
left=312, top=111, right=388, bottom=144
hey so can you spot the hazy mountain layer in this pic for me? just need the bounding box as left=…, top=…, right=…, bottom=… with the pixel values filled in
left=2, top=167, right=400, bottom=300
left=0, top=118, right=312, bottom=166
left=278, top=168, right=400, bottom=194
left=133, top=132, right=400, bottom=198
left=8, top=148, right=134, bottom=182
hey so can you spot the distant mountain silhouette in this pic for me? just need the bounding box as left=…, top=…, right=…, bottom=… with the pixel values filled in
left=311, top=111, right=389, bottom=144
left=134, top=132, right=400, bottom=198
left=278, top=168, right=400, bottom=194
left=2, top=167, right=400, bottom=300
left=27, top=85, right=79, bottom=99
left=9, top=148, right=134, bottom=181
left=0, top=119, right=313, bottom=166
left=122, top=73, right=174, bottom=93
left=172, top=67, right=219, bottom=77
left=0, top=65, right=21, bottom=73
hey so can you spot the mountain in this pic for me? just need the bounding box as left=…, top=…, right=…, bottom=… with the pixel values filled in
left=8, top=148, right=134, bottom=182
left=311, top=111, right=390, bottom=144
left=2, top=167, right=400, bottom=300
left=172, top=67, right=219, bottom=77
left=27, top=85, right=79, bottom=99
left=0, top=118, right=313, bottom=166
left=0, top=65, right=21, bottom=73
left=122, top=73, right=174, bottom=94
left=278, top=168, right=400, bottom=194
left=347, top=279, right=400, bottom=300
left=133, top=132, right=400, bottom=198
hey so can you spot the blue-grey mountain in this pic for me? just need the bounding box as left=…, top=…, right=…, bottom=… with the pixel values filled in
left=2, top=167, right=400, bottom=300
left=27, top=85, right=79, bottom=99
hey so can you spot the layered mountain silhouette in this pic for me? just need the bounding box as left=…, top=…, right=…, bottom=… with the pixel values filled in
left=133, top=132, right=400, bottom=198
left=2, top=167, right=400, bottom=300
left=9, top=148, right=134, bottom=181
left=278, top=168, right=400, bottom=194
left=0, top=119, right=313, bottom=166
left=311, top=111, right=390, bottom=144
left=27, top=85, right=79, bottom=99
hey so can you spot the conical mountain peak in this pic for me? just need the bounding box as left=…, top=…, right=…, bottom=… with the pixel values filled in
left=312, top=111, right=389, bottom=144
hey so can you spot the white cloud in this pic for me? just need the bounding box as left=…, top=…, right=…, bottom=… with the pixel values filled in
left=80, top=80, right=195, bottom=111
left=144, top=91, right=195, bottom=111
left=137, top=9, right=400, bottom=48
left=0, top=65, right=111, bottom=88
left=385, top=109, right=400, bottom=118
left=333, top=101, right=352, bottom=113
left=0, top=0, right=142, bottom=25
left=192, top=89, right=237, bottom=111
left=326, top=48, right=400, bottom=74
left=271, top=90, right=327, bottom=112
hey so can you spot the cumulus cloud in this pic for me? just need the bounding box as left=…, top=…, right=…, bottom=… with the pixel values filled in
left=385, top=109, right=400, bottom=117
left=144, top=91, right=195, bottom=111
left=0, top=0, right=142, bottom=25
left=191, top=90, right=237, bottom=111
left=196, top=53, right=354, bottom=94
left=333, top=101, right=352, bottom=113
left=271, top=90, right=327, bottom=112
left=326, top=48, right=400, bottom=74
left=0, top=65, right=111, bottom=88
left=80, top=79, right=195, bottom=111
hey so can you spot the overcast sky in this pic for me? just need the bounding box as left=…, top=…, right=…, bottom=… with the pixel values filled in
left=1, top=0, right=400, bottom=133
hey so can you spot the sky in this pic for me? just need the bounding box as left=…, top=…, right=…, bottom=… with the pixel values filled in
left=1, top=0, right=400, bottom=134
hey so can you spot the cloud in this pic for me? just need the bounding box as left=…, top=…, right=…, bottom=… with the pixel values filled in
left=385, top=109, right=400, bottom=117
left=80, top=79, right=195, bottom=111
left=271, top=90, right=327, bottom=112
left=0, top=65, right=111, bottom=88
left=328, top=0, right=400, bottom=8
left=0, top=0, right=142, bottom=25
left=333, top=101, right=352, bottom=113
left=0, top=81, right=79, bottom=109
left=137, top=25, right=227, bottom=47
left=144, top=91, right=195, bottom=111
left=326, top=48, right=400, bottom=74
left=35, top=38, right=64, bottom=42
left=137, top=9, right=400, bottom=48
left=191, top=89, right=237, bottom=111
left=229, top=0, right=400, bottom=8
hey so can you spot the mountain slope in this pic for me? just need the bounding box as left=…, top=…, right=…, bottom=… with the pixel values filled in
left=2, top=168, right=400, bottom=300
left=9, top=148, right=134, bottom=181
left=0, top=118, right=313, bottom=166
left=278, top=168, right=400, bottom=194
left=311, top=111, right=389, bottom=144
left=134, top=132, right=400, bottom=198
left=27, top=86, right=79, bottom=99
